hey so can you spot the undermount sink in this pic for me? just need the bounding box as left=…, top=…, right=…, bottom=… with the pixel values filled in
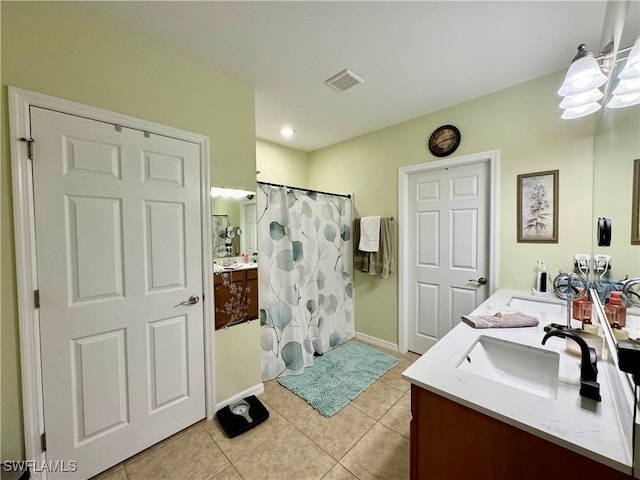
left=457, top=335, right=560, bottom=399
left=506, top=295, right=565, bottom=316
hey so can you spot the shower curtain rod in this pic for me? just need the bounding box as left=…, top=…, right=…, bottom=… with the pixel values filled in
left=257, top=181, right=352, bottom=199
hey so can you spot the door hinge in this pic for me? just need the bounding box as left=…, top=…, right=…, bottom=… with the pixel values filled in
left=20, top=137, right=34, bottom=160
left=34, top=289, right=40, bottom=309
left=41, top=432, right=47, bottom=452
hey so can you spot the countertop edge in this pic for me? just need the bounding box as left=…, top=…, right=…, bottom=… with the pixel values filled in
left=402, top=371, right=632, bottom=474
left=402, top=288, right=634, bottom=475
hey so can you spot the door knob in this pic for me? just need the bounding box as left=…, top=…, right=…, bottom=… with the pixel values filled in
left=174, top=295, right=200, bottom=307
left=469, top=277, right=488, bottom=286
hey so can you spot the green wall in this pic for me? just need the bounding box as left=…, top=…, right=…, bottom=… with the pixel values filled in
left=256, top=138, right=310, bottom=188
left=212, top=197, right=243, bottom=227
left=214, top=322, right=262, bottom=402
left=308, top=71, right=596, bottom=345
left=1, top=2, right=257, bottom=460
left=592, top=104, right=640, bottom=280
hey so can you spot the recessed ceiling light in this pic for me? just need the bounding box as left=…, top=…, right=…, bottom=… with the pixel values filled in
left=280, top=127, right=295, bottom=137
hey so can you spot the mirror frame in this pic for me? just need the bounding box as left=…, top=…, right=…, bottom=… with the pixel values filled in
left=632, top=159, right=640, bottom=245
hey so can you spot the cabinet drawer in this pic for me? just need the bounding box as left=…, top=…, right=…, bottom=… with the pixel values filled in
left=214, top=270, right=246, bottom=284
left=246, top=268, right=258, bottom=280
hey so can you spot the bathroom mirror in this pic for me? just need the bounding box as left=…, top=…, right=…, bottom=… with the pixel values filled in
left=590, top=0, right=640, bottom=395
left=591, top=2, right=639, bottom=284
left=211, top=187, right=258, bottom=259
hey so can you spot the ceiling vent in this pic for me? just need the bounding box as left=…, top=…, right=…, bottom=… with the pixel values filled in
left=324, top=69, right=364, bottom=92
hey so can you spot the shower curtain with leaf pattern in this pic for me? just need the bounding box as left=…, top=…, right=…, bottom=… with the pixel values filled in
left=257, top=184, right=354, bottom=380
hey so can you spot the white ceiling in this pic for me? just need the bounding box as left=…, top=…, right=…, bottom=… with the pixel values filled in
left=68, top=1, right=624, bottom=152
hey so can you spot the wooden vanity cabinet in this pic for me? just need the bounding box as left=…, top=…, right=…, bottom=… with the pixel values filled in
left=214, top=267, right=258, bottom=330
left=245, top=268, right=258, bottom=320
left=410, top=384, right=631, bottom=480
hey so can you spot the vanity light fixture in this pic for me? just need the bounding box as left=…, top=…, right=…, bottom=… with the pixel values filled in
left=558, top=44, right=607, bottom=119
left=280, top=127, right=295, bottom=138
left=559, top=38, right=640, bottom=118
left=607, top=36, right=640, bottom=109
left=210, top=187, right=254, bottom=199
left=558, top=44, right=608, bottom=96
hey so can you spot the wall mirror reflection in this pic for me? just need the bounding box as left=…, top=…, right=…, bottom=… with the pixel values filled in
left=211, top=187, right=258, bottom=261
left=589, top=3, right=640, bottom=391
left=211, top=186, right=258, bottom=330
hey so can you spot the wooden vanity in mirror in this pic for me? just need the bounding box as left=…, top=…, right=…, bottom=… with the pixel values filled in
left=214, top=266, right=258, bottom=330
left=211, top=186, right=259, bottom=330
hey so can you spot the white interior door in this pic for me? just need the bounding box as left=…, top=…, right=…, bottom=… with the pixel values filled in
left=407, top=161, right=490, bottom=354
left=240, top=199, right=257, bottom=254
left=31, top=107, right=206, bottom=478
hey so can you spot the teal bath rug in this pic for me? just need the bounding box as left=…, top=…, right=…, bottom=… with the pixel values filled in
left=278, top=341, right=400, bottom=417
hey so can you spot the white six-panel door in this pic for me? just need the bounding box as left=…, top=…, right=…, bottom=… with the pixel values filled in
left=407, top=161, right=490, bottom=354
left=31, top=107, right=205, bottom=478
left=240, top=200, right=258, bottom=254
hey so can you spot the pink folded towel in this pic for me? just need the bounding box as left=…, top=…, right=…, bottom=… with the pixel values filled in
left=461, top=312, right=538, bottom=329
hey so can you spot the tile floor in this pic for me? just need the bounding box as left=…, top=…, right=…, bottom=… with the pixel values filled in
left=92, top=342, right=420, bottom=480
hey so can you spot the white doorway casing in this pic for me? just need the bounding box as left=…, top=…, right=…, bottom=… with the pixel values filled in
left=9, top=87, right=215, bottom=479
left=240, top=198, right=258, bottom=254
left=398, top=151, right=499, bottom=354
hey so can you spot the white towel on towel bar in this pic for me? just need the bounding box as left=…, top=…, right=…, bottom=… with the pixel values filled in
left=359, top=216, right=381, bottom=252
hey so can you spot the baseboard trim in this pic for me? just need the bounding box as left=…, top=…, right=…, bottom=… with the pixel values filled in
left=354, top=332, right=399, bottom=353
left=215, top=383, right=265, bottom=412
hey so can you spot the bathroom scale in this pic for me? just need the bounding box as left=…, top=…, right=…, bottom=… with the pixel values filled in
left=216, top=395, right=269, bottom=438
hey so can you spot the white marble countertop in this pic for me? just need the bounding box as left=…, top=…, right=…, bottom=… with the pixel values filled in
left=213, top=262, right=257, bottom=273
left=402, top=288, right=634, bottom=474
left=620, top=305, right=640, bottom=340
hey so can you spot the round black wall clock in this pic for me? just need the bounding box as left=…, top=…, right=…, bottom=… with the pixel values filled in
left=428, top=125, right=461, bottom=157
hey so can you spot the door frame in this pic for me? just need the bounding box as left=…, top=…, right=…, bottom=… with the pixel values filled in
left=9, top=86, right=215, bottom=475
left=397, top=150, right=500, bottom=354
left=239, top=198, right=257, bottom=254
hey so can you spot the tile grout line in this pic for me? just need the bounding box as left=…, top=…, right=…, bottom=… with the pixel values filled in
left=105, top=343, right=416, bottom=480
left=200, top=420, right=237, bottom=476
left=290, top=408, right=378, bottom=480
left=273, top=375, right=393, bottom=480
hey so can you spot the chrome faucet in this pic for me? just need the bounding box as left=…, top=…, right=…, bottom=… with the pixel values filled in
left=542, top=329, right=601, bottom=401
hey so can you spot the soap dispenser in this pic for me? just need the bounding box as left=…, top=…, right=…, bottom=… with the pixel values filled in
left=572, top=288, right=591, bottom=321
left=535, top=261, right=547, bottom=292
left=606, top=291, right=627, bottom=327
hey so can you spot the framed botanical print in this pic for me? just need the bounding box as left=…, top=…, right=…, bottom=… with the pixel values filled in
left=517, top=170, right=559, bottom=243
left=632, top=159, right=640, bottom=245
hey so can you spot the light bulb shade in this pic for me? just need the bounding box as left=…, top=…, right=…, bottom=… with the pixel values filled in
left=211, top=187, right=254, bottom=198
left=619, top=36, right=640, bottom=81
left=558, top=55, right=607, bottom=96
left=620, top=64, right=640, bottom=81
left=611, top=77, right=640, bottom=96
left=607, top=91, right=640, bottom=108
left=561, top=101, right=601, bottom=119
left=559, top=88, right=603, bottom=108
